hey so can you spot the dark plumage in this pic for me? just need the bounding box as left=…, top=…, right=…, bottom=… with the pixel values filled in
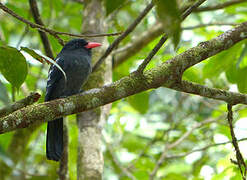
left=45, top=39, right=101, bottom=161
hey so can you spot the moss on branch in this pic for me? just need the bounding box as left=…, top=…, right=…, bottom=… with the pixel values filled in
left=0, top=21, right=247, bottom=134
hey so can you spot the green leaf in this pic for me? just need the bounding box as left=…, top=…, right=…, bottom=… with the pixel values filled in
left=238, top=108, right=247, bottom=118
left=226, top=66, right=247, bottom=93
left=21, top=47, right=67, bottom=82
left=135, top=157, right=155, bottom=171
left=133, top=170, right=149, bottom=180
left=203, top=43, right=242, bottom=79
left=163, top=161, right=192, bottom=174
left=183, top=67, right=204, bottom=84
left=216, top=125, right=231, bottom=140
left=154, top=0, right=182, bottom=48
left=236, top=67, right=247, bottom=93
left=6, top=3, right=28, bottom=19
left=122, top=133, right=147, bottom=153
left=104, top=0, right=126, bottom=16
left=164, top=173, right=187, bottom=180
left=127, top=91, right=149, bottom=114
left=225, top=65, right=239, bottom=84
left=0, top=46, right=27, bottom=89
left=20, top=47, right=48, bottom=64
left=236, top=43, right=247, bottom=67
left=192, top=155, right=209, bottom=176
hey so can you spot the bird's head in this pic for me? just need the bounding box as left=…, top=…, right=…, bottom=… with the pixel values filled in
left=62, top=39, right=101, bottom=52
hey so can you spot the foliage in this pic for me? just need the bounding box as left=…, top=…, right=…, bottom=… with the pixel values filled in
left=0, top=0, right=247, bottom=179
left=0, top=45, right=27, bottom=90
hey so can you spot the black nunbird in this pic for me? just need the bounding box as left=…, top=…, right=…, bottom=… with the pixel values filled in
left=45, top=39, right=101, bottom=161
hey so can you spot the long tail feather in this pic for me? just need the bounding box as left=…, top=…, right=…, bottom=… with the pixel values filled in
left=46, top=118, right=63, bottom=161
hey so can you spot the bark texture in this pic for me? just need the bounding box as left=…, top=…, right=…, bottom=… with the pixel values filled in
left=0, top=22, right=247, bottom=135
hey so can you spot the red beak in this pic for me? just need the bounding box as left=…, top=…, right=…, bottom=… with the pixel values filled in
left=85, top=42, right=101, bottom=49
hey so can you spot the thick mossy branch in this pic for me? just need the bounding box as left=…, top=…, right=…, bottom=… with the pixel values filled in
left=0, top=22, right=247, bottom=134
left=0, top=92, right=41, bottom=118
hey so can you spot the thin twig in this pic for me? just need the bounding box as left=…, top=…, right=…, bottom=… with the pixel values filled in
left=124, top=96, right=188, bottom=173
left=125, top=126, right=178, bottom=173
left=0, top=2, right=122, bottom=46
left=1, top=21, right=247, bottom=134
left=227, top=104, right=247, bottom=180
left=136, top=35, right=168, bottom=72
left=149, top=118, right=215, bottom=180
left=103, top=137, right=137, bottom=180
left=0, top=92, right=41, bottom=118
left=29, top=0, right=54, bottom=58
left=113, top=21, right=236, bottom=68
left=92, top=1, right=154, bottom=72
left=28, top=0, right=54, bottom=92
left=16, top=26, right=30, bottom=48
left=57, top=31, right=122, bottom=38
left=195, top=0, right=246, bottom=12
left=182, top=0, right=207, bottom=20
left=0, top=2, right=64, bottom=45
left=183, top=22, right=239, bottom=30
left=107, top=0, right=132, bottom=22
left=113, top=23, right=164, bottom=68
left=166, top=137, right=247, bottom=159
left=136, top=0, right=207, bottom=73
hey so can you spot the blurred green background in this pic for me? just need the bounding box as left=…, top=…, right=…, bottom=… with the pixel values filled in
left=1, top=0, right=247, bottom=179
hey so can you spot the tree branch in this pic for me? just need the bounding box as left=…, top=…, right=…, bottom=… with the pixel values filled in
left=113, top=23, right=164, bottom=68
left=182, top=0, right=207, bottom=19
left=0, top=2, right=121, bottom=46
left=166, top=137, right=247, bottom=159
left=172, top=80, right=247, bottom=105
left=0, top=92, right=40, bottom=118
left=29, top=0, right=54, bottom=58
left=115, top=0, right=207, bottom=69
left=92, top=2, right=154, bottom=72
left=136, top=35, right=168, bottom=72
left=195, top=0, right=247, bottom=12
left=114, top=22, right=238, bottom=67
left=0, top=21, right=247, bottom=134
left=149, top=118, right=216, bottom=179
left=183, top=22, right=239, bottom=30
left=77, top=0, right=110, bottom=179
left=104, top=137, right=137, bottom=180
left=136, top=0, right=207, bottom=72
left=227, top=104, right=247, bottom=180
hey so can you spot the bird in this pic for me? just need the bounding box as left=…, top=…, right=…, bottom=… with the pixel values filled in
left=45, top=39, right=101, bottom=161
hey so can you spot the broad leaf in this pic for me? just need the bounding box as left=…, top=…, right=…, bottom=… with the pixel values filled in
left=122, top=133, right=147, bottom=152
left=127, top=91, right=149, bottom=114
left=104, top=0, right=126, bottom=16
left=0, top=46, right=27, bottom=89
left=236, top=67, right=247, bottom=93
left=226, top=66, right=247, bottom=93
left=183, top=67, right=204, bottom=84
left=225, top=65, right=239, bottom=84
left=154, top=0, right=182, bottom=48
left=236, top=43, right=247, bottom=67
left=203, top=43, right=242, bottom=79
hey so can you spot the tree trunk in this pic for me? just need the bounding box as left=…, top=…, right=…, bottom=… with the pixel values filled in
left=77, top=0, right=112, bottom=179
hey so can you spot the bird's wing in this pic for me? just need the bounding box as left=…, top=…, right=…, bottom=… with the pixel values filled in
left=45, top=57, right=66, bottom=101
